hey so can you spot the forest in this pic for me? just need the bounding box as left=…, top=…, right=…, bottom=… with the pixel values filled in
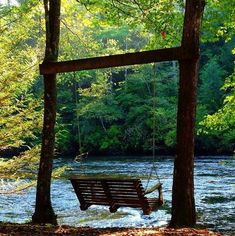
left=0, top=0, right=234, bottom=235
left=0, top=0, right=234, bottom=159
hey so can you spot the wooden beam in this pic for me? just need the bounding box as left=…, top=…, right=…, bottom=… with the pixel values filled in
left=39, top=46, right=196, bottom=75
left=170, top=0, right=205, bottom=228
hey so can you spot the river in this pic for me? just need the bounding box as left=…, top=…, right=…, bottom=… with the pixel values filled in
left=0, top=156, right=234, bottom=234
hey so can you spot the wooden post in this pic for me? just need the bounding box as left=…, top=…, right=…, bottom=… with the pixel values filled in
left=170, top=0, right=205, bottom=227
left=32, top=0, right=61, bottom=225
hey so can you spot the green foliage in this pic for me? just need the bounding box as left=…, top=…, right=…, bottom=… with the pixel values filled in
left=197, top=23, right=235, bottom=153
left=70, top=62, right=179, bottom=154
left=100, top=125, right=123, bottom=151
left=1, top=0, right=235, bottom=165
left=77, top=0, right=184, bottom=48
left=199, top=69, right=235, bottom=152
left=0, top=145, right=68, bottom=194
left=0, top=146, right=40, bottom=180
left=202, top=0, right=235, bottom=42
left=0, top=95, right=42, bottom=149
left=55, top=120, right=73, bottom=153
left=0, top=1, right=68, bottom=193
left=198, top=57, right=226, bottom=113
left=0, top=1, right=44, bottom=151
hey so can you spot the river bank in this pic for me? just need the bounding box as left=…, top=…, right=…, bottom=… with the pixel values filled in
left=0, top=223, right=223, bottom=235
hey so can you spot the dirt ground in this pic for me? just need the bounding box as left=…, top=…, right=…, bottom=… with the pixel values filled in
left=0, top=223, right=223, bottom=236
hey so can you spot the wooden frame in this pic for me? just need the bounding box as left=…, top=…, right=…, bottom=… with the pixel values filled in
left=38, top=0, right=205, bottom=226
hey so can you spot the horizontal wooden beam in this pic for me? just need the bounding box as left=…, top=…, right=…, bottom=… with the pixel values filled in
left=39, top=47, right=195, bottom=75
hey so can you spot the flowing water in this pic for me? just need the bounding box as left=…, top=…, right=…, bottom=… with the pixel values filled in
left=0, top=156, right=234, bottom=234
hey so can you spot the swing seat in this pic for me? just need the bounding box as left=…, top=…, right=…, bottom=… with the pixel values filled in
left=70, top=176, right=163, bottom=215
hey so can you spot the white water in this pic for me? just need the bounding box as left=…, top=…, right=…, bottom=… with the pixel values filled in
left=0, top=156, right=234, bottom=234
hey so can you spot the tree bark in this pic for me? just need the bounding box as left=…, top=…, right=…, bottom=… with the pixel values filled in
left=170, top=0, right=205, bottom=227
left=32, top=0, right=61, bottom=225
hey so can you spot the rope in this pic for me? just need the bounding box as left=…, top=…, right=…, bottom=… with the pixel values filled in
left=145, top=63, right=161, bottom=192
left=73, top=72, right=88, bottom=175
left=74, top=82, right=82, bottom=154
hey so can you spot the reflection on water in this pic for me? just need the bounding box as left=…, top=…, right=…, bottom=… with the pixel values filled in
left=0, top=156, right=234, bottom=234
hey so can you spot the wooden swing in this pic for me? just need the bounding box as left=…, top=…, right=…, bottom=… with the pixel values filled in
left=70, top=64, right=163, bottom=215
left=70, top=177, right=163, bottom=215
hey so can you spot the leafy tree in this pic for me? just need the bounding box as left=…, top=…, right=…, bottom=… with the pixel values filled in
left=32, top=0, right=61, bottom=225
left=0, top=1, right=43, bottom=166
left=0, top=1, right=43, bottom=152
left=202, top=0, right=235, bottom=42
left=196, top=0, right=235, bottom=152
left=77, top=0, right=184, bottom=48
left=0, top=0, right=66, bottom=196
left=198, top=56, right=226, bottom=113
left=199, top=69, right=235, bottom=153
left=77, top=70, right=123, bottom=153
left=0, top=146, right=67, bottom=194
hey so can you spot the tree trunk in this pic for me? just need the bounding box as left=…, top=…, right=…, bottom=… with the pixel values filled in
left=170, top=0, right=205, bottom=227
left=32, top=0, right=61, bottom=225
